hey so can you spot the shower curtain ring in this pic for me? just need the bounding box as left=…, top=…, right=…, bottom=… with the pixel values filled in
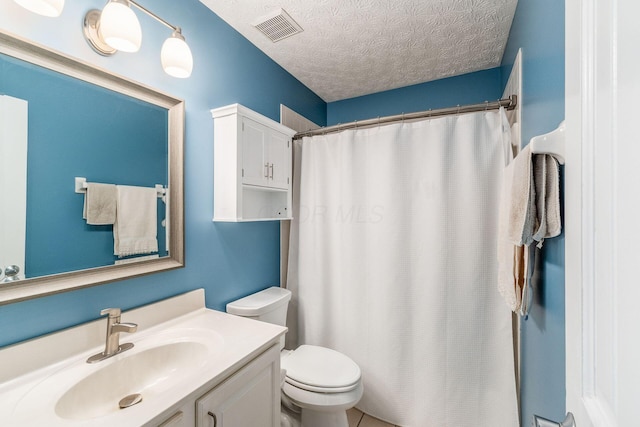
left=485, top=101, right=489, bottom=111
left=456, top=105, right=461, bottom=114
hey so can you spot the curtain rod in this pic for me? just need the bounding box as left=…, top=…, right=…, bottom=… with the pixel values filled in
left=293, top=95, right=517, bottom=140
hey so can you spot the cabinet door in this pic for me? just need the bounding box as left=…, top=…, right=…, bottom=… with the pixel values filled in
left=266, top=131, right=291, bottom=190
left=196, top=346, right=280, bottom=427
left=241, top=117, right=268, bottom=187
left=157, top=411, right=186, bottom=427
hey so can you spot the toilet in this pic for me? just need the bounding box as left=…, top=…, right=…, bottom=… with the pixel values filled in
left=226, top=287, right=363, bottom=427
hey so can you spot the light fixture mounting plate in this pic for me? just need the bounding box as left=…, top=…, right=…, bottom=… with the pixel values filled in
left=83, top=9, right=117, bottom=56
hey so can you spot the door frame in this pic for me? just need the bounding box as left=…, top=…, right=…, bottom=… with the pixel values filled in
left=565, top=0, right=640, bottom=425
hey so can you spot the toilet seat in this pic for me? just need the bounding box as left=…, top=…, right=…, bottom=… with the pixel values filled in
left=282, top=380, right=364, bottom=412
left=281, top=345, right=361, bottom=393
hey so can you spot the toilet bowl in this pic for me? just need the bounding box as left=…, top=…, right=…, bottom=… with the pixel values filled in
left=226, top=287, right=363, bottom=427
left=281, top=345, right=363, bottom=427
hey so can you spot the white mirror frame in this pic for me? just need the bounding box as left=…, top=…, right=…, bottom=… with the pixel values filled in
left=0, top=30, right=185, bottom=305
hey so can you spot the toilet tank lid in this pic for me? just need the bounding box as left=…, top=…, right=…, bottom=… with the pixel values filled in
left=226, top=286, right=292, bottom=316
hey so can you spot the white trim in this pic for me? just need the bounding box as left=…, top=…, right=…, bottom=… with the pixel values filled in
left=501, top=50, right=522, bottom=414
left=0, top=95, right=28, bottom=281
left=564, top=0, right=636, bottom=425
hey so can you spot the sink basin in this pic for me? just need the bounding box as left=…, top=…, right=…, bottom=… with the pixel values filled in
left=56, top=340, right=209, bottom=420
left=11, top=327, right=223, bottom=424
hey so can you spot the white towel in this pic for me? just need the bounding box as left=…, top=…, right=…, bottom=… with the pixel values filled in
left=497, top=157, right=523, bottom=311
left=114, top=185, right=158, bottom=257
left=498, top=145, right=562, bottom=312
left=83, top=183, right=117, bottom=225
left=507, top=145, right=536, bottom=246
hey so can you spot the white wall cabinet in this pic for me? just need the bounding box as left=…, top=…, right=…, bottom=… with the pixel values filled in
left=241, top=116, right=290, bottom=190
left=212, top=104, right=296, bottom=221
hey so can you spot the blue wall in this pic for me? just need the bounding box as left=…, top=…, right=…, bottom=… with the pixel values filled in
left=0, top=0, right=325, bottom=348
left=1, top=53, right=168, bottom=277
left=327, top=68, right=502, bottom=125
left=501, top=0, right=566, bottom=424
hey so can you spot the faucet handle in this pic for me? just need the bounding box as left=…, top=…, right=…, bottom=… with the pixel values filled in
left=100, top=308, right=121, bottom=318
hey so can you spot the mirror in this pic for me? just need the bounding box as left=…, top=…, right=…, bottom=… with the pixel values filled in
left=0, top=30, right=184, bottom=304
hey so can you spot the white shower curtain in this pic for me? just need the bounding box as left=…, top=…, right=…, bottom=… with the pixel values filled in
left=287, top=109, right=518, bottom=426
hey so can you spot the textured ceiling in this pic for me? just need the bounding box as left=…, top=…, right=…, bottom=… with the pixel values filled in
left=199, top=0, right=517, bottom=102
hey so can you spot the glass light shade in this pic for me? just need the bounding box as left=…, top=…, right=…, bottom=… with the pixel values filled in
left=161, top=34, right=193, bottom=78
left=99, top=0, right=142, bottom=53
left=13, top=0, right=64, bottom=17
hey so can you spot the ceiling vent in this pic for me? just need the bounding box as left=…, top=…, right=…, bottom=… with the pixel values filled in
left=252, top=8, right=303, bottom=43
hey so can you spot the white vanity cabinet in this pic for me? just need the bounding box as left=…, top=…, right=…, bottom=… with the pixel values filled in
left=195, top=344, right=281, bottom=427
left=157, top=410, right=189, bottom=427
left=212, top=104, right=296, bottom=221
left=154, top=344, right=280, bottom=427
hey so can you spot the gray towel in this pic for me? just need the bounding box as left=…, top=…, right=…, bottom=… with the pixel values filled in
left=531, top=154, right=561, bottom=246
left=507, top=147, right=561, bottom=247
left=499, top=148, right=561, bottom=313
left=83, top=183, right=117, bottom=225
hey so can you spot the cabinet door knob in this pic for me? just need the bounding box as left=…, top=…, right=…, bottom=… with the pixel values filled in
left=207, top=411, right=217, bottom=426
left=264, top=162, right=270, bottom=178
left=270, top=163, right=274, bottom=179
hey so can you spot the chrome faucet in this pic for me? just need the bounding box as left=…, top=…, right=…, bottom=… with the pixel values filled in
left=87, top=308, right=138, bottom=363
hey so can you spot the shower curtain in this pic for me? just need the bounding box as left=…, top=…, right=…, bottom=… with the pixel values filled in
left=287, top=109, right=518, bottom=426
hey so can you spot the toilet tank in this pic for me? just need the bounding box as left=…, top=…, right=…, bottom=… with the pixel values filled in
left=226, top=286, right=291, bottom=327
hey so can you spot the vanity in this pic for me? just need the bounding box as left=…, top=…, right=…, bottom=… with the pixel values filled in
left=0, top=289, right=287, bottom=426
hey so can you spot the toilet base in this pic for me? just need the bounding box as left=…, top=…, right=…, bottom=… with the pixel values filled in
left=281, top=395, right=349, bottom=427
left=281, top=376, right=362, bottom=427
left=280, top=407, right=301, bottom=427
left=300, top=408, right=348, bottom=427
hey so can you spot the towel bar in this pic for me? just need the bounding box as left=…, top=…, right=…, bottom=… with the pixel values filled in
left=74, top=177, right=166, bottom=199
left=529, top=121, right=566, bottom=165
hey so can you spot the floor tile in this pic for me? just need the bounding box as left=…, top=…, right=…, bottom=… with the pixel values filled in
left=359, top=413, right=396, bottom=427
left=347, top=407, right=364, bottom=427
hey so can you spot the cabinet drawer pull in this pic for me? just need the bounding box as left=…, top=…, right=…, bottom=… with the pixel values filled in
left=264, top=162, right=270, bottom=178
left=207, top=411, right=217, bottom=426
left=270, top=163, right=274, bottom=179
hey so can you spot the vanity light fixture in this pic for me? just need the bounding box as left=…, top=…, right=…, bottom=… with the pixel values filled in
left=83, top=0, right=193, bottom=78
left=161, top=29, right=193, bottom=78
left=13, top=0, right=64, bottom=17
left=97, top=0, right=142, bottom=53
